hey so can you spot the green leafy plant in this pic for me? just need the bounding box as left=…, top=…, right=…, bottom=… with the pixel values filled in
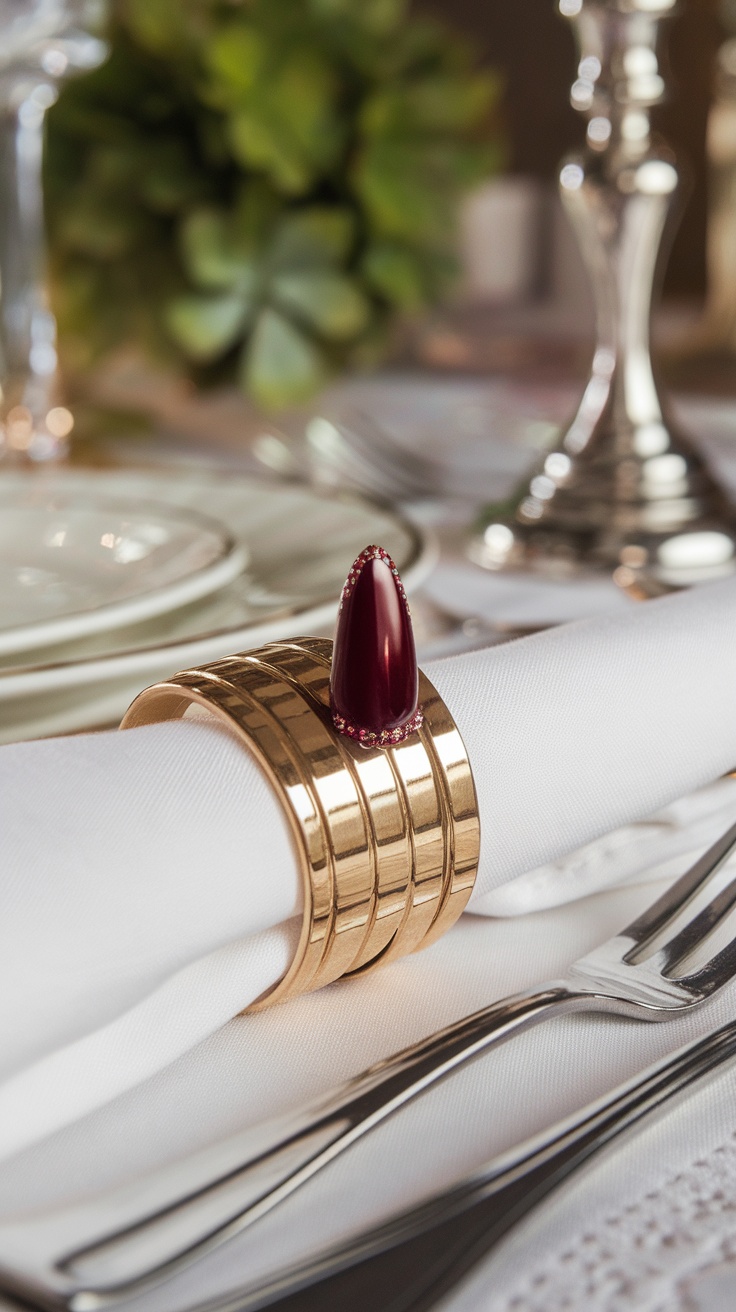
left=46, top=0, right=503, bottom=408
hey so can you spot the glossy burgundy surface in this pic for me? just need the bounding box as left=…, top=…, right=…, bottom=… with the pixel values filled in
left=330, top=545, right=420, bottom=745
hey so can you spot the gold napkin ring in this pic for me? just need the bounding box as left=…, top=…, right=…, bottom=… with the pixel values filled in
left=120, top=637, right=480, bottom=1012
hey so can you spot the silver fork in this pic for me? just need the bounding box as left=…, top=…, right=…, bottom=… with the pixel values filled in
left=308, top=409, right=446, bottom=500
left=3, top=818, right=736, bottom=1311
left=207, top=1014, right=736, bottom=1312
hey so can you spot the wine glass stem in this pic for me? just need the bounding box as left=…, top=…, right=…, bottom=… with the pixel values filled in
left=0, top=77, right=61, bottom=460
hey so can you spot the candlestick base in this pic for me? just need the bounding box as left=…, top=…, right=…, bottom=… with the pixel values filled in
left=470, top=0, right=736, bottom=597
left=471, top=406, right=736, bottom=595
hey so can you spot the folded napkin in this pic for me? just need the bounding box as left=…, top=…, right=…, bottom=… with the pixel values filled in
left=3, top=575, right=736, bottom=1164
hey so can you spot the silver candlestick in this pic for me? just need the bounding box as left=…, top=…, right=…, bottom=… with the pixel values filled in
left=474, top=0, right=736, bottom=594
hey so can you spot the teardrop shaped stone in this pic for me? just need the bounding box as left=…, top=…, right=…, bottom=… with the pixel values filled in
left=330, top=545, right=420, bottom=744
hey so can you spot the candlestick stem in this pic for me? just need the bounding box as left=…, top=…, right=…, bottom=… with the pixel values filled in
left=474, top=0, right=736, bottom=593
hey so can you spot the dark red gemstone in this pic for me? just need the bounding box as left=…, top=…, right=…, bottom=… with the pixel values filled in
left=330, top=546, right=419, bottom=742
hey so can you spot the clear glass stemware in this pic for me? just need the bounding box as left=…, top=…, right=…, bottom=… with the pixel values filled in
left=0, top=1, right=107, bottom=463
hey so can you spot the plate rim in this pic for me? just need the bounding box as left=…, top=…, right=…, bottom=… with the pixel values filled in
left=0, top=468, right=433, bottom=703
left=0, top=496, right=246, bottom=658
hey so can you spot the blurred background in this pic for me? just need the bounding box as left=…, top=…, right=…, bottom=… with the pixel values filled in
left=4, top=0, right=736, bottom=739
left=31, top=0, right=732, bottom=430
left=405, top=0, right=732, bottom=393
left=418, top=0, right=718, bottom=300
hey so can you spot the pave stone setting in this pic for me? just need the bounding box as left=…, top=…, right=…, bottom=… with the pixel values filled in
left=330, top=545, right=423, bottom=749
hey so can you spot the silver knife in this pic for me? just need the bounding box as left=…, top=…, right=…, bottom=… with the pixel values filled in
left=1, top=1018, right=735, bottom=1312
left=192, top=1015, right=736, bottom=1312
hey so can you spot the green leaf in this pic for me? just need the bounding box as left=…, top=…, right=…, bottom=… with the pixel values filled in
left=271, top=269, right=370, bottom=339
left=269, top=207, right=356, bottom=270
left=123, top=0, right=192, bottom=55
left=234, top=179, right=283, bottom=248
left=362, top=242, right=425, bottom=308
left=44, top=0, right=506, bottom=392
left=357, top=0, right=407, bottom=34
left=226, top=47, right=342, bottom=193
left=360, top=75, right=496, bottom=139
left=229, top=109, right=313, bottom=194
left=206, top=24, right=265, bottom=97
left=310, top=0, right=406, bottom=29
left=165, top=293, right=249, bottom=361
left=404, top=74, right=499, bottom=132
left=354, top=140, right=474, bottom=240
left=180, top=210, right=256, bottom=292
left=271, top=48, right=340, bottom=162
left=243, top=309, right=326, bottom=408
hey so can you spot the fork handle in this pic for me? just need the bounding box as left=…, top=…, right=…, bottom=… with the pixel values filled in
left=226, top=1016, right=736, bottom=1312
left=0, top=985, right=588, bottom=1306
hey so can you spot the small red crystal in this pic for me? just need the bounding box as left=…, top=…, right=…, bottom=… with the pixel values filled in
left=330, top=545, right=422, bottom=748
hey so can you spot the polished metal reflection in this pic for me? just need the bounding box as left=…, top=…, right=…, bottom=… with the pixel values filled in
left=2, top=816, right=736, bottom=1308
left=231, top=1018, right=736, bottom=1312
left=473, top=0, right=736, bottom=584
left=121, top=638, right=479, bottom=1007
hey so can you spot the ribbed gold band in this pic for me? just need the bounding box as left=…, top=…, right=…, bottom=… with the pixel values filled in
left=120, top=638, right=480, bottom=1011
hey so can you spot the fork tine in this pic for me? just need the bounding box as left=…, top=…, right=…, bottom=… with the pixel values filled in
left=623, top=817, right=736, bottom=954
left=675, top=933, right=736, bottom=995
left=659, top=865, right=736, bottom=974
left=342, top=411, right=444, bottom=493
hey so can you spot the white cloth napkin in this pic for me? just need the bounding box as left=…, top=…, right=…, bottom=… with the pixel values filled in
left=4, top=873, right=736, bottom=1312
left=3, top=574, right=736, bottom=1169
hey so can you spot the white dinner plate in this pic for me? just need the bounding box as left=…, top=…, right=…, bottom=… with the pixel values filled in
left=0, top=498, right=246, bottom=657
left=0, top=467, right=432, bottom=742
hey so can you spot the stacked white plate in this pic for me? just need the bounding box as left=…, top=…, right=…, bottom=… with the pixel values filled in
left=0, top=467, right=431, bottom=745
